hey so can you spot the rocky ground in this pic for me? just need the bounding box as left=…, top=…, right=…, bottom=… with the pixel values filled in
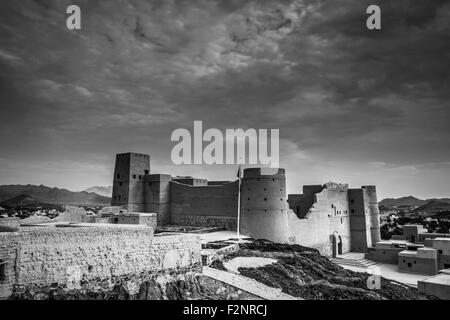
left=209, top=239, right=424, bottom=300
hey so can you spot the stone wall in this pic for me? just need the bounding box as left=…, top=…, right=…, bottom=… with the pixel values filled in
left=170, top=181, right=238, bottom=219
left=0, top=217, right=19, bottom=230
left=0, top=226, right=202, bottom=299
left=171, top=215, right=237, bottom=230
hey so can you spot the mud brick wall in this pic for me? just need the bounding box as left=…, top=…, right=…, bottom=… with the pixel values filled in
left=0, top=226, right=202, bottom=299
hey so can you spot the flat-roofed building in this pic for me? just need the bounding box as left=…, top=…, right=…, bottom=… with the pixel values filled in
left=398, top=247, right=438, bottom=275
left=418, top=269, right=450, bottom=299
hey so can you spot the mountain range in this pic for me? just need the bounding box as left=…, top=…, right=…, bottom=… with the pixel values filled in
left=0, top=185, right=111, bottom=207
left=379, top=196, right=450, bottom=207
left=83, top=186, right=113, bottom=197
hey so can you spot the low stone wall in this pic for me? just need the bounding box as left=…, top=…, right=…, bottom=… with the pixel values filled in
left=365, top=248, right=402, bottom=264
left=171, top=215, right=237, bottom=230
left=0, top=226, right=202, bottom=299
left=0, top=218, right=19, bottom=231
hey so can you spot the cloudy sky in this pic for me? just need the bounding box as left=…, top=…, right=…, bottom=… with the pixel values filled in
left=0, top=0, right=449, bottom=199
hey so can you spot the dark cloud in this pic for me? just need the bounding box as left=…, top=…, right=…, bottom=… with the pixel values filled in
left=0, top=0, right=449, bottom=198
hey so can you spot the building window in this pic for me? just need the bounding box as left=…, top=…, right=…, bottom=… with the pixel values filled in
left=139, top=175, right=142, bottom=179
left=145, top=170, right=149, bottom=175
left=438, top=250, right=443, bottom=254
left=133, top=174, right=136, bottom=179
left=117, top=174, right=120, bottom=179
left=350, top=199, right=354, bottom=204
left=118, top=196, right=121, bottom=201
left=0, top=260, right=6, bottom=281
left=264, top=198, right=267, bottom=201
left=351, top=209, right=355, bottom=214
left=119, top=182, right=122, bottom=187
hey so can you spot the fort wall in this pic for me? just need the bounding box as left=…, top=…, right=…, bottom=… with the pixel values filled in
left=144, top=174, right=172, bottom=225
left=170, top=181, right=239, bottom=229
left=0, top=226, right=202, bottom=299
left=108, top=153, right=380, bottom=257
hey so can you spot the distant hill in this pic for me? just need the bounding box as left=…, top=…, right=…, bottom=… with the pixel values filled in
left=0, top=194, right=43, bottom=207
left=84, top=186, right=112, bottom=197
left=413, top=200, right=450, bottom=213
left=379, top=196, right=425, bottom=207
left=0, top=185, right=111, bottom=207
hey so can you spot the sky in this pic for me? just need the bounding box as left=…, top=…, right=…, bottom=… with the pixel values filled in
left=0, top=0, right=449, bottom=199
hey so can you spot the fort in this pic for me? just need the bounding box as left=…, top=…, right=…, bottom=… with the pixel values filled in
left=2, top=151, right=449, bottom=300
left=111, top=152, right=381, bottom=257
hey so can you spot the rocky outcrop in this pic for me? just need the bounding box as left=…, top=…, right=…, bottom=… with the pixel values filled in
left=210, top=240, right=421, bottom=300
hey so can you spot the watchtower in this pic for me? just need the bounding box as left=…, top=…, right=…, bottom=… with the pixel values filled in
left=111, top=152, right=150, bottom=211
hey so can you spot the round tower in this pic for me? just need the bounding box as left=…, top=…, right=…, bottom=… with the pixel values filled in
left=363, top=186, right=381, bottom=245
left=240, top=168, right=289, bottom=243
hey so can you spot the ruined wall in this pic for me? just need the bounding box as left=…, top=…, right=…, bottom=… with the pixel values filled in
left=170, top=181, right=239, bottom=229
left=286, top=183, right=352, bottom=256
left=0, top=226, right=202, bottom=299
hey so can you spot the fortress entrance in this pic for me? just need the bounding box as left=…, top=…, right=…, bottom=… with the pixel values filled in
left=331, top=234, right=343, bottom=258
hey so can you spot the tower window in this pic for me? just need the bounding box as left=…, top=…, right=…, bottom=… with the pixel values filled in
left=119, top=182, right=122, bottom=187
left=350, top=199, right=354, bottom=204
left=139, top=175, right=142, bottom=179
left=133, top=174, right=136, bottom=179
left=0, top=260, right=6, bottom=281
left=145, top=170, right=149, bottom=175
left=264, top=198, right=267, bottom=201
left=117, top=174, right=120, bottom=179
left=351, top=209, right=355, bottom=214
left=118, top=196, right=121, bottom=201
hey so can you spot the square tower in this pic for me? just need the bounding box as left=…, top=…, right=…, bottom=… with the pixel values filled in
left=111, top=152, right=150, bottom=211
